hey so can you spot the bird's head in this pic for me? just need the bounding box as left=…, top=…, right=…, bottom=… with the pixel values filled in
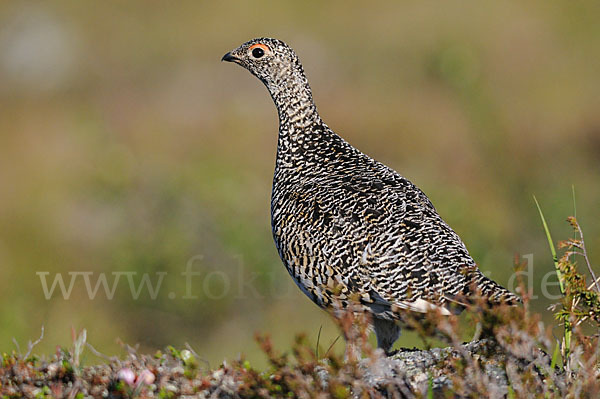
left=222, top=38, right=319, bottom=123
left=221, top=38, right=304, bottom=91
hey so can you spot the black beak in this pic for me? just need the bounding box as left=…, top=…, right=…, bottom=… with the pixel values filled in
left=221, top=52, right=239, bottom=63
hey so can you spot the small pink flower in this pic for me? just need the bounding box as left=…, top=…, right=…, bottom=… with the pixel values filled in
left=117, top=368, right=135, bottom=386
left=136, top=369, right=155, bottom=386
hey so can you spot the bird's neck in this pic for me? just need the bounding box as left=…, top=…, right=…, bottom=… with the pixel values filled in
left=267, top=67, right=321, bottom=131
left=267, top=74, right=323, bottom=162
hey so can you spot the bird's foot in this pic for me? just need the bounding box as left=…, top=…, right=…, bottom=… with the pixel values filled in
left=385, top=349, right=399, bottom=356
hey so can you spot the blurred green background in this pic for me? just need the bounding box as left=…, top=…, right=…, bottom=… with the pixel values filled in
left=1, top=1, right=599, bottom=367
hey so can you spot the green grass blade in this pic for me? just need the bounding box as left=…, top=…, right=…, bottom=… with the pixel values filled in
left=533, top=195, right=571, bottom=369
left=550, top=342, right=560, bottom=369
left=571, top=185, right=577, bottom=219
left=427, top=373, right=434, bottom=399
left=315, top=325, right=322, bottom=358
left=507, top=385, right=516, bottom=399
left=564, top=328, right=571, bottom=367
left=533, top=195, right=565, bottom=294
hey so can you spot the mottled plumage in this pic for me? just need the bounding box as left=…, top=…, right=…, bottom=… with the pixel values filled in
left=222, top=38, right=519, bottom=354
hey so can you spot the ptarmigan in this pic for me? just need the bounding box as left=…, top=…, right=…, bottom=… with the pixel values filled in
left=222, top=38, right=519, bottom=355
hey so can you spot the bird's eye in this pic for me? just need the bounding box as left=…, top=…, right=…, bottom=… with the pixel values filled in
left=249, top=44, right=270, bottom=59
left=252, top=47, right=265, bottom=58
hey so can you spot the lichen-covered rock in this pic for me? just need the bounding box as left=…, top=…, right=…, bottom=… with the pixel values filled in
left=356, top=338, right=560, bottom=398
left=361, top=340, right=512, bottom=397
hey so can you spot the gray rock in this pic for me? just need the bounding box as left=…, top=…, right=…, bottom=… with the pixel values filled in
left=355, top=339, right=549, bottom=398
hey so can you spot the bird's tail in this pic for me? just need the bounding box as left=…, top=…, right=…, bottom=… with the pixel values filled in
left=469, top=272, right=521, bottom=305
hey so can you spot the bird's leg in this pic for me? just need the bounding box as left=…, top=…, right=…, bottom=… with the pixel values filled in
left=343, top=340, right=362, bottom=363
left=341, top=316, right=365, bottom=362
left=335, top=307, right=371, bottom=362
left=373, top=317, right=402, bottom=356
